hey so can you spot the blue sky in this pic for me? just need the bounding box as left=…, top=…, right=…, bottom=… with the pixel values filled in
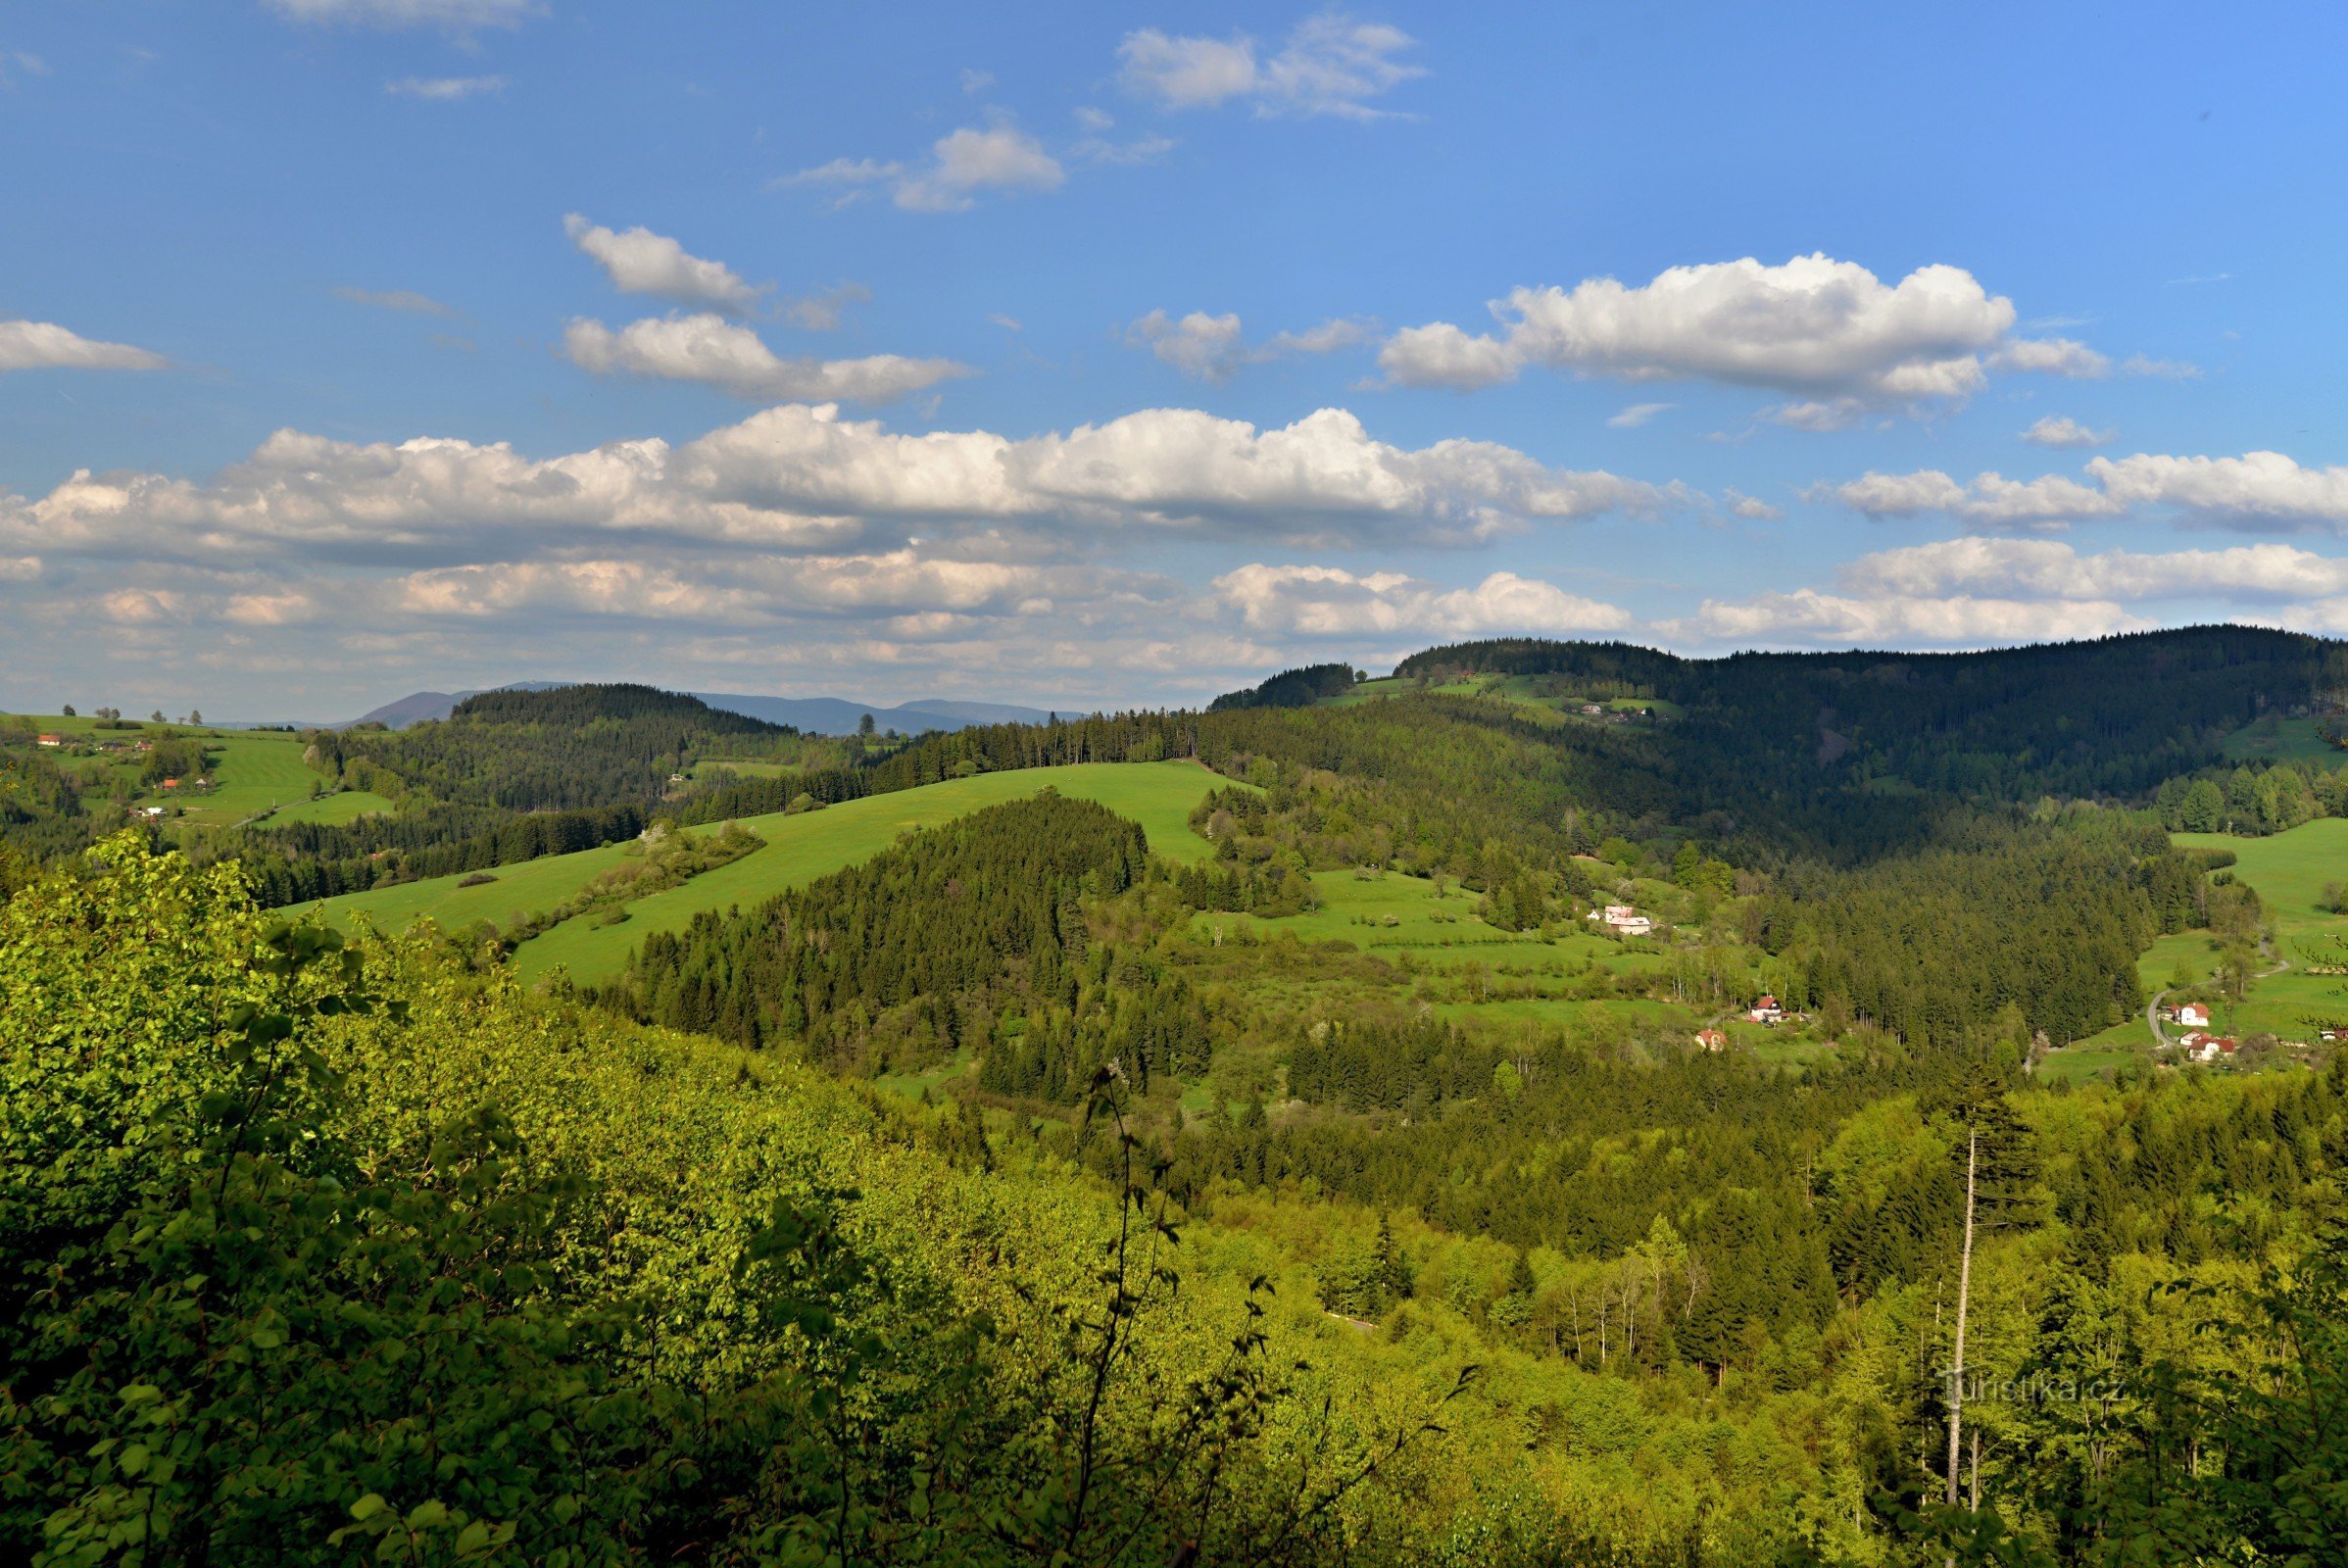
left=4, top=0, right=2345, bottom=717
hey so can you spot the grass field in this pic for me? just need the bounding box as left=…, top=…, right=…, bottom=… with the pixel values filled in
left=262, top=789, right=396, bottom=826
left=8, top=715, right=325, bottom=827
left=1184, top=867, right=1781, bottom=1048
left=2177, top=819, right=2348, bottom=1040
left=2221, top=714, right=2343, bottom=764
left=311, top=760, right=1240, bottom=984
left=516, top=760, right=1235, bottom=982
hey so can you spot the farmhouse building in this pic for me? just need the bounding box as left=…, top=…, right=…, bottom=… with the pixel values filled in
left=36, top=733, right=63, bottom=747
left=2175, top=1003, right=2211, bottom=1030
left=1693, top=1028, right=1727, bottom=1052
left=1747, top=995, right=1784, bottom=1024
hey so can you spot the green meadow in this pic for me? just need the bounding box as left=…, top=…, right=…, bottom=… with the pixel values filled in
left=2178, top=818, right=2348, bottom=1040
left=2220, top=713, right=2342, bottom=764
left=261, top=789, right=397, bottom=827
left=313, top=760, right=1239, bottom=985
left=10, top=716, right=324, bottom=827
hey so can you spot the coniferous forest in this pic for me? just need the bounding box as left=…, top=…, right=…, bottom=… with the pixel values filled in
left=5, top=628, right=2348, bottom=1566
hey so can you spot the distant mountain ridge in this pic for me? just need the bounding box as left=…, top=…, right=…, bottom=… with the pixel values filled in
left=348, top=684, right=1075, bottom=734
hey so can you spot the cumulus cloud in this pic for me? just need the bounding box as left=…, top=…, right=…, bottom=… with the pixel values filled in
left=2, top=403, right=1683, bottom=574
left=563, top=215, right=763, bottom=315
left=1837, top=537, right=2348, bottom=603
left=334, top=286, right=458, bottom=318
left=1377, top=255, right=2140, bottom=424
left=1989, top=337, right=2110, bottom=378
left=394, top=551, right=1122, bottom=625
left=0, top=319, right=168, bottom=371
left=2021, top=415, right=2112, bottom=448
left=1819, top=451, right=2348, bottom=535
left=2087, top=451, right=2348, bottom=529
left=562, top=315, right=969, bottom=404
left=1723, top=489, right=1783, bottom=521
left=265, top=0, right=541, bottom=31
left=1817, top=467, right=2124, bottom=530
left=1658, top=589, right=2149, bottom=647
left=1124, top=309, right=1370, bottom=381
left=385, top=74, right=504, bottom=99
left=792, top=126, right=1063, bottom=213
left=1118, top=12, right=1424, bottom=121
left=1380, top=256, right=2024, bottom=410
left=1215, top=563, right=1629, bottom=637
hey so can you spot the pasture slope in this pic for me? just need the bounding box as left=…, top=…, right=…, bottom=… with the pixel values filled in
left=312, top=760, right=1237, bottom=986
left=2179, top=818, right=2348, bottom=1039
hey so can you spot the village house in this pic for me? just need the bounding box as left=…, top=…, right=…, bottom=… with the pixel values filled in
left=1693, top=1028, right=1727, bottom=1052
left=2175, top=1003, right=2211, bottom=1030
left=136, top=806, right=166, bottom=819
left=1747, top=994, right=1784, bottom=1025
left=1587, top=904, right=1652, bottom=936
left=35, top=733, right=63, bottom=747
left=2179, top=1032, right=2238, bottom=1064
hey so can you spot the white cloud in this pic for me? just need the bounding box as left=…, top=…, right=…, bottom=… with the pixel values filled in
left=1723, top=489, right=1783, bottom=521
left=1124, top=309, right=1370, bottom=381
left=779, top=282, right=871, bottom=331
left=1118, top=12, right=1424, bottom=121
left=334, top=286, right=458, bottom=318
left=2087, top=451, right=2348, bottom=529
left=1820, top=451, right=2348, bottom=536
left=385, top=74, right=504, bottom=99
left=1606, top=402, right=1673, bottom=429
left=1837, top=537, right=2348, bottom=603
left=1381, top=256, right=2021, bottom=411
left=789, top=126, right=1065, bottom=213
left=892, top=124, right=1064, bottom=212
left=562, top=315, right=970, bottom=404
left=1383, top=255, right=2129, bottom=420
left=1989, top=337, right=2110, bottom=378
left=2121, top=354, right=2200, bottom=379
left=5, top=403, right=1684, bottom=569
left=1075, top=130, right=1178, bottom=167
left=0, top=319, right=168, bottom=371
left=1763, top=398, right=1868, bottom=432
left=1659, top=589, right=2148, bottom=647
left=563, top=215, right=763, bottom=315
left=1818, top=467, right=2126, bottom=530
left=2021, top=415, right=2112, bottom=448
left=392, top=551, right=1136, bottom=629
left=987, top=313, right=1022, bottom=332
left=1215, top=563, right=1630, bottom=637
left=1, top=49, right=51, bottom=85
left=960, top=68, right=995, bottom=94
left=782, top=157, right=905, bottom=188
left=265, top=0, right=540, bottom=32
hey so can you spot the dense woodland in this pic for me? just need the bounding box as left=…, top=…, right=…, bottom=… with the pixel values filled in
left=6, top=627, right=2348, bottom=1564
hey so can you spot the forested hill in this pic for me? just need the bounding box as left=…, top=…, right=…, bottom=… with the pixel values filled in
left=445, top=682, right=793, bottom=735
left=319, top=683, right=804, bottom=812
left=1395, top=624, right=2344, bottom=801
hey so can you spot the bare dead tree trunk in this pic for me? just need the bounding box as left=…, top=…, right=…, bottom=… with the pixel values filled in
left=1946, top=1127, right=1979, bottom=1509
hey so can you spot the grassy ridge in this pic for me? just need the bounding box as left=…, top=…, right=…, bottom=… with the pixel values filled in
left=311, top=760, right=1237, bottom=984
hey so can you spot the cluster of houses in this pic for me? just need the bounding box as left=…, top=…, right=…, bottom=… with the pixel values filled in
left=1588, top=903, right=1653, bottom=937
left=2158, top=1002, right=2244, bottom=1063
left=2177, top=1031, right=2240, bottom=1063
